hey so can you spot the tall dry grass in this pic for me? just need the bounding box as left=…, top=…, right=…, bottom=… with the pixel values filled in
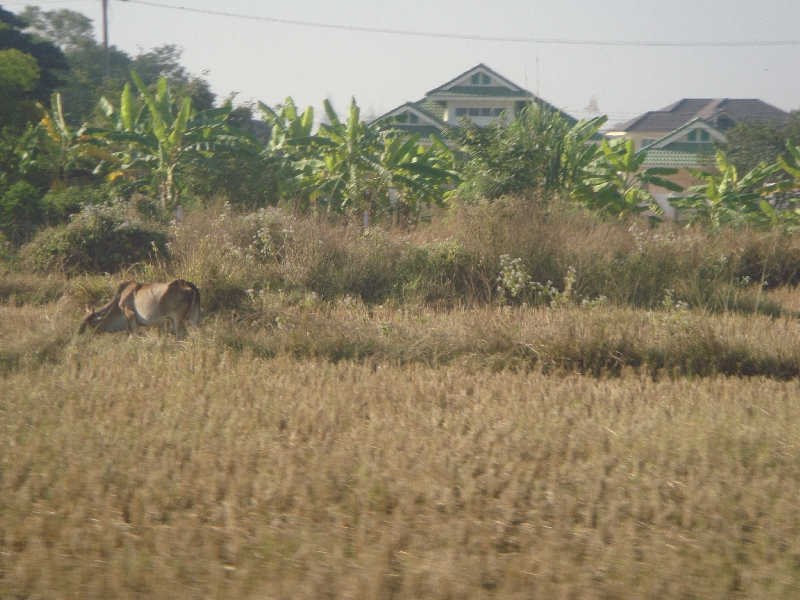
left=2, top=344, right=800, bottom=598
left=36, top=199, right=794, bottom=313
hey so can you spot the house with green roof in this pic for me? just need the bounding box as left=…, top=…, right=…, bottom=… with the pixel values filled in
left=374, top=64, right=568, bottom=142
left=608, top=98, right=788, bottom=151
left=638, top=118, right=727, bottom=218
left=609, top=99, right=789, bottom=219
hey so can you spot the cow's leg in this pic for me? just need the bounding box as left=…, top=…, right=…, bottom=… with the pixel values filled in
left=175, top=316, right=187, bottom=341
left=123, top=306, right=138, bottom=335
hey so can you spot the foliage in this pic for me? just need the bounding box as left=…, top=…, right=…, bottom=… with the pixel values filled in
left=97, top=72, right=253, bottom=210
left=18, top=6, right=92, bottom=52
left=0, top=7, right=67, bottom=131
left=777, top=140, right=800, bottom=188
left=449, top=102, right=605, bottom=201
left=40, top=184, right=114, bottom=222
left=0, top=48, right=40, bottom=100
left=39, top=92, right=117, bottom=189
left=290, top=97, right=458, bottom=218
left=720, top=118, right=789, bottom=175
left=20, top=7, right=215, bottom=125
left=573, top=138, right=682, bottom=218
left=671, top=150, right=784, bottom=229
left=0, top=180, right=47, bottom=242
left=22, top=200, right=168, bottom=274
left=258, top=97, right=317, bottom=206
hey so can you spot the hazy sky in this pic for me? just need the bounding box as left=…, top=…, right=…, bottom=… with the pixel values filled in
left=8, top=0, right=800, bottom=126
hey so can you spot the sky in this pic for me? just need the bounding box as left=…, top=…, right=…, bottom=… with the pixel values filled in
left=7, top=0, right=800, bottom=127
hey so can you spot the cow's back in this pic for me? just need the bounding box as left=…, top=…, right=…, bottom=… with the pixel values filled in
left=130, top=280, right=198, bottom=328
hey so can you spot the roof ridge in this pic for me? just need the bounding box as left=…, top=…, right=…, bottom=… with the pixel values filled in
left=426, top=63, right=530, bottom=95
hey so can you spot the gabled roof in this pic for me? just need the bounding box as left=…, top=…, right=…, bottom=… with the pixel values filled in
left=428, top=63, right=528, bottom=94
left=640, top=118, right=720, bottom=167
left=641, top=118, right=726, bottom=150
left=615, top=98, right=789, bottom=134
left=375, top=101, right=445, bottom=128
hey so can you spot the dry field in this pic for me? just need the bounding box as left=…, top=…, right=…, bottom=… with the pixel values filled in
left=2, top=299, right=800, bottom=598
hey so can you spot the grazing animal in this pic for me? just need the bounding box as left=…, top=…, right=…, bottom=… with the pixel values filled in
left=79, top=279, right=200, bottom=341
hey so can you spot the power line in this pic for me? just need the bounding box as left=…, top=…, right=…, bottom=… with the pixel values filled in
left=117, top=0, right=800, bottom=48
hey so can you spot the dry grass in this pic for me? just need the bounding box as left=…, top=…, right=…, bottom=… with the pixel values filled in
left=6, top=288, right=800, bottom=379
left=4, top=202, right=800, bottom=597
left=2, top=341, right=800, bottom=598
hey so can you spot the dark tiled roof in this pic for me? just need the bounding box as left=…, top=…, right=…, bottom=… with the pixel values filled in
left=616, top=98, right=788, bottom=133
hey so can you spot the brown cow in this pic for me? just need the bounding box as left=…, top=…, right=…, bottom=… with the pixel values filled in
left=79, top=279, right=200, bottom=341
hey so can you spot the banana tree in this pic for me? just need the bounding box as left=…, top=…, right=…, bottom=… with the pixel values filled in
left=671, top=150, right=781, bottom=228
left=573, top=138, right=682, bottom=218
left=300, top=97, right=383, bottom=217
left=98, top=71, right=248, bottom=210
left=258, top=97, right=317, bottom=202
left=39, top=92, right=117, bottom=189
left=777, top=141, right=800, bottom=190
left=376, top=132, right=460, bottom=216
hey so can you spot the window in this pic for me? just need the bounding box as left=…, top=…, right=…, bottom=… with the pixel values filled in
left=409, top=112, right=419, bottom=124
left=481, top=108, right=492, bottom=116
left=470, top=72, right=491, bottom=86
left=455, top=107, right=467, bottom=117
left=468, top=108, right=480, bottom=116
left=687, top=129, right=710, bottom=142
left=492, top=108, right=504, bottom=117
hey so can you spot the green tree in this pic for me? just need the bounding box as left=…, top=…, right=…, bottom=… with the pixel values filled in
left=298, top=98, right=458, bottom=222
left=98, top=72, right=249, bottom=210
left=573, top=138, right=683, bottom=219
left=302, top=97, right=384, bottom=215
left=39, top=92, right=116, bottom=189
left=258, top=97, right=317, bottom=207
left=0, top=47, right=39, bottom=101
left=671, top=150, right=781, bottom=229
left=720, top=120, right=786, bottom=175
left=375, top=131, right=459, bottom=217
left=18, top=6, right=92, bottom=52
left=0, top=7, right=67, bottom=130
left=448, top=102, right=605, bottom=201
left=20, top=8, right=215, bottom=124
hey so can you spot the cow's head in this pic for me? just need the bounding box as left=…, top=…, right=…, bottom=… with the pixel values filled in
left=78, top=308, right=99, bottom=334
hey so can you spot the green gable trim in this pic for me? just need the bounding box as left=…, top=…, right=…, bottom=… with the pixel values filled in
left=640, top=117, right=722, bottom=151
left=426, top=63, right=531, bottom=96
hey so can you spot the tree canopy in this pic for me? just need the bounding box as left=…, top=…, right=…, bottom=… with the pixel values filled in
left=0, top=6, right=67, bottom=130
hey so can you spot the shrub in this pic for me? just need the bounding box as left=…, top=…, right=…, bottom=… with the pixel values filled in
left=22, top=201, right=168, bottom=274
left=0, top=180, right=46, bottom=242
left=40, top=185, right=111, bottom=224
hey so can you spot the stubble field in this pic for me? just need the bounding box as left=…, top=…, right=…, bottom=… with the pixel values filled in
left=3, top=301, right=800, bottom=599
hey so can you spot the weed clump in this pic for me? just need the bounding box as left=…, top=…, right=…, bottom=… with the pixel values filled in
left=22, top=201, right=168, bottom=275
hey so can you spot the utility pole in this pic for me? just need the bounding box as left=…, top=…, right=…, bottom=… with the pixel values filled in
left=102, top=0, right=109, bottom=82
